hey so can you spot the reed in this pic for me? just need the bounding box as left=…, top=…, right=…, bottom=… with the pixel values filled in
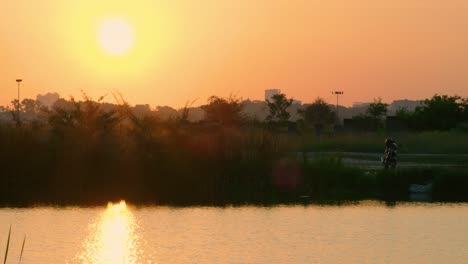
left=19, top=235, right=26, bottom=264
left=2, top=227, right=27, bottom=264
left=3, top=225, right=11, bottom=264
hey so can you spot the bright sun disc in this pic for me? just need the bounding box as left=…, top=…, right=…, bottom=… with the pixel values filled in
left=98, top=18, right=134, bottom=55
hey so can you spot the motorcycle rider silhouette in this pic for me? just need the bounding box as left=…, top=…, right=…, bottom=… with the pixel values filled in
left=382, top=137, right=398, bottom=169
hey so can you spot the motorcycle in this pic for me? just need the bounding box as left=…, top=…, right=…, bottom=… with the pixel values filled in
left=381, top=147, right=397, bottom=169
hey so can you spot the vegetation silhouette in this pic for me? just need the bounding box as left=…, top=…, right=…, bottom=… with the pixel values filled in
left=299, top=98, right=337, bottom=136
left=266, top=93, right=293, bottom=123
left=350, top=97, right=388, bottom=131
left=0, top=93, right=467, bottom=206
left=396, top=94, right=468, bottom=131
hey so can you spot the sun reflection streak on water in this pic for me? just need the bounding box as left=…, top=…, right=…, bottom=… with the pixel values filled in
left=77, top=200, right=143, bottom=264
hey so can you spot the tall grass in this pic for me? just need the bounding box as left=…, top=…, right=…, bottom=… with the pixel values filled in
left=0, top=99, right=467, bottom=206
left=19, top=236, right=26, bottom=264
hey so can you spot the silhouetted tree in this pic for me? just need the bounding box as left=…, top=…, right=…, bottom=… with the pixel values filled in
left=266, top=93, right=293, bottom=122
left=413, top=94, right=465, bottom=130
left=366, top=97, right=388, bottom=120
left=48, top=94, right=121, bottom=136
left=8, top=99, right=22, bottom=124
left=350, top=98, right=388, bottom=131
left=394, top=94, right=468, bottom=131
left=463, top=97, right=468, bottom=121
left=300, top=98, right=336, bottom=135
left=21, top=98, right=42, bottom=115
left=10, top=99, right=22, bottom=112
left=201, top=96, right=243, bottom=125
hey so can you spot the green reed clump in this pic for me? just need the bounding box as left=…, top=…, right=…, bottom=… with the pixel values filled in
left=431, top=168, right=468, bottom=201
left=375, top=167, right=468, bottom=201
left=300, top=162, right=468, bottom=202
left=301, top=157, right=373, bottom=200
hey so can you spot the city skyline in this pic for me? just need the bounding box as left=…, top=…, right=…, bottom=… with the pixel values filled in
left=0, top=89, right=432, bottom=110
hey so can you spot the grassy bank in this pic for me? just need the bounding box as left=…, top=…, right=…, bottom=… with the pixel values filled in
left=1, top=125, right=467, bottom=206
left=269, top=158, right=468, bottom=203
left=301, top=131, right=468, bottom=154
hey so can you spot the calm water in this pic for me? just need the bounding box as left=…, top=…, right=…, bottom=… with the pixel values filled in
left=1, top=202, right=467, bottom=264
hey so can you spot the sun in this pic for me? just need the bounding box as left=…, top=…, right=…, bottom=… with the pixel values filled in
left=98, top=18, right=134, bottom=55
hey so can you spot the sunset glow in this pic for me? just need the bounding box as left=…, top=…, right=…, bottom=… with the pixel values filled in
left=107, top=200, right=128, bottom=211
left=1, top=2, right=468, bottom=262
left=1, top=1, right=468, bottom=107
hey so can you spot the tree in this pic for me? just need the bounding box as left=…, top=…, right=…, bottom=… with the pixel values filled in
left=366, top=97, right=388, bottom=120
left=201, top=95, right=243, bottom=125
left=394, top=94, right=467, bottom=131
left=413, top=94, right=465, bottom=130
left=10, top=99, right=22, bottom=113
left=266, top=93, right=293, bottom=122
left=301, top=98, right=336, bottom=135
left=349, top=98, right=388, bottom=131
left=48, top=95, right=121, bottom=136
left=462, top=98, right=468, bottom=121
left=8, top=99, right=22, bottom=125
left=21, top=98, right=42, bottom=115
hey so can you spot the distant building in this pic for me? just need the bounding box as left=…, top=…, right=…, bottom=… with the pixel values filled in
left=132, top=104, right=151, bottom=118
left=388, top=100, right=424, bottom=113
left=292, top=100, right=302, bottom=105
left=352, top=102, right=371, bottom=108
left=265, top=89, right=281, bottom=101
left=37, top=93, right=60, bottom=108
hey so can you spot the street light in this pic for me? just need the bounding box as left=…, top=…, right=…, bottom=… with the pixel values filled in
left=16, top=79, right=22, bottom=126
left=332, top=91, right=344, bottom=124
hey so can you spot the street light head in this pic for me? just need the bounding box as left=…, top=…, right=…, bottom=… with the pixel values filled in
left=16, top=79, right=22, bottom=83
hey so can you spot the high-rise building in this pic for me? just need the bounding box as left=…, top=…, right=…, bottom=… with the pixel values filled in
left=265, top=89, right=281, bottom=101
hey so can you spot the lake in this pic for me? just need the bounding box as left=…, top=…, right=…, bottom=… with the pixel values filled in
left=1, top=202, right=467, bottom=263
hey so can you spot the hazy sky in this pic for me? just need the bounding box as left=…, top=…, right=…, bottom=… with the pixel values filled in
left=1, top=0, right=468, bottom=108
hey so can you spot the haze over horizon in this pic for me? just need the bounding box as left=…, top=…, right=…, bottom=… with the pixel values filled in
left=2, top=0, right=468, bottom=108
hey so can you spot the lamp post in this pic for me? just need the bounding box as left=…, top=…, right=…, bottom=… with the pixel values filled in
left=332, top=91, right=343, bottom=124
left=16, top=79, right=22, bottom=126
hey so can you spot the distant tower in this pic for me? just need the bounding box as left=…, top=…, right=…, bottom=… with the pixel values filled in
left=332, top=91, right=344, bottom=124
left=16, top=79, right=22, bottom=126
left=265, top=89, right=281, bottom=101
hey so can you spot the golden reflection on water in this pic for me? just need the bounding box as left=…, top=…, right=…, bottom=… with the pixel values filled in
left=78, top=201, right=142, bottom=264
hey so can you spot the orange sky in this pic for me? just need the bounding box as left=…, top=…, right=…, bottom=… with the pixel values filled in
left=1, top=0, right=468, bottom=108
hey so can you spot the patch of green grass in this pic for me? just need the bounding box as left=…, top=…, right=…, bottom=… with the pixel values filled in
left=301, top=131, right=468, bottom=154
